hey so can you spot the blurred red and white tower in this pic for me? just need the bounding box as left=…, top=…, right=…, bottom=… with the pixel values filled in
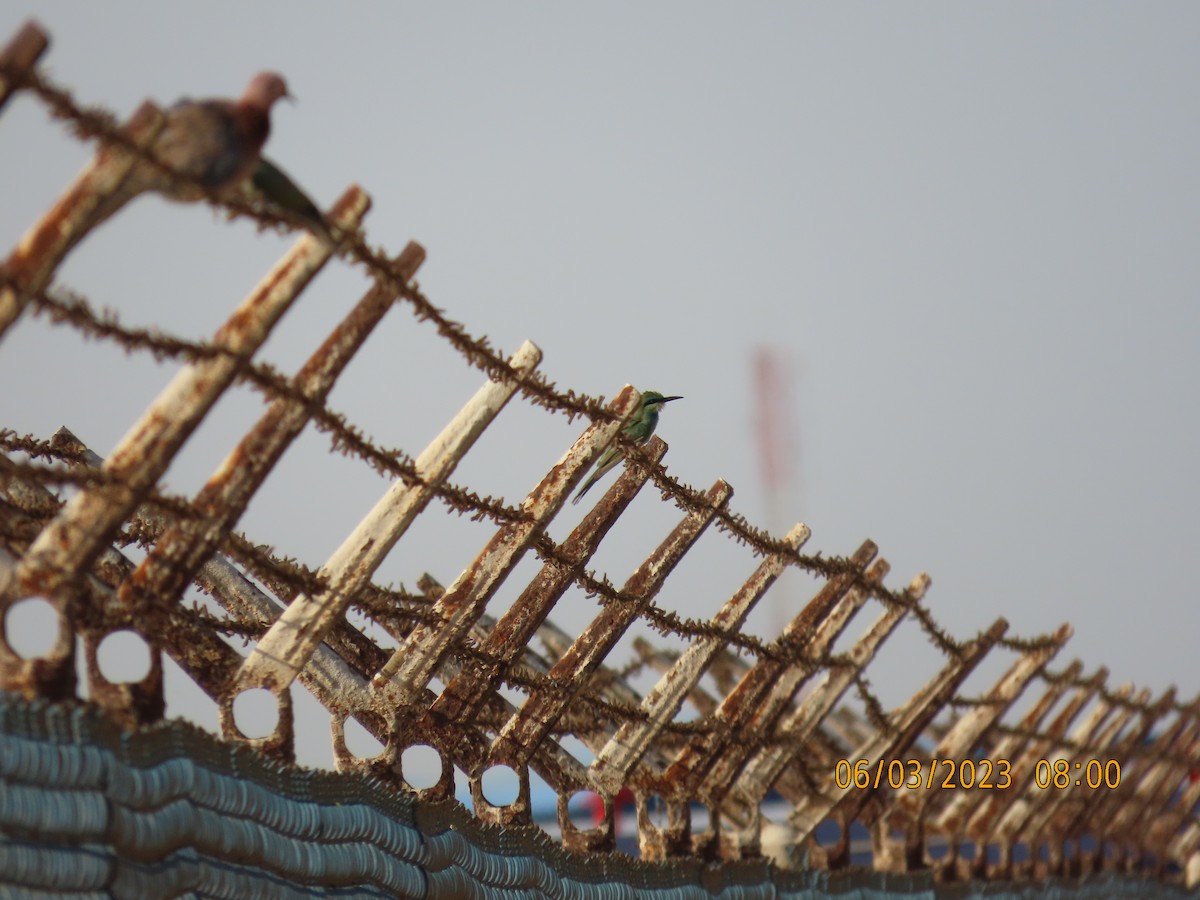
left=753, top=346, right=801, bottom=632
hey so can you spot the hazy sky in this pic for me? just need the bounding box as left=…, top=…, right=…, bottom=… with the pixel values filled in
left=1, top=4, right=1197, bottom=775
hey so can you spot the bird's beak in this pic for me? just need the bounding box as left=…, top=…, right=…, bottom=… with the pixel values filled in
left=661, top=396, right=683, bottom=403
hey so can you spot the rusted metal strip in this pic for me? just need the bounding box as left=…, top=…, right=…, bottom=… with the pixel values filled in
left=965, top=667, right=1107, bottom=854
left=332, top=577, right=596, bottom=826
left=933, top=660, right=1083, bottom=841
left=1126, top=719, right=1200, bottom=852
left=1022, top=691, right=1142, bottom=873
left=3, top=187, right=366, bottom=599
left=590, top=522, right=811, bottom=796
left=488, top=479, right=734, bottom=770
left=526, top=615, right=692, bottom=787
left=726, top=572, right=918, bottom=819
left=705, top=557, right=894, bottom=812
left=0, top=542, right=15, bottom=587
left=19, top=431, right=371, bottom=754
left=0, top=102, right=167, bottom=341
left=789, top=617, right=1009, bottom=846
left=0, top=478, right=298, bottom=758
left=633, top=561, right=900, bottom=863
left=619, top=571, right=883, bottom=787
left=337, top=637, right=593, bottom=824
left=195, top=552, right=474, bottom=781
left=116, top=243, right=424, bottom=644
left=0, top=511, right=75, bottom=697
left=996, top=682, right=1136, bottom=848
left=425, top=436, right=669, bottom=731
left=964, top=672, right=1104, bottom=883
left=875, top=622, right=1072, bottom=871
left=368, top=385, right=641, bottom=707
left=1048, top=694, right=1156, bottom=878
left=1165, top=746, right=1200, bottom=861
left=465, top=686, right=592, bottom=829
left=234, top=340, right=543, bottom=703
left=0, top=190, right=366, bottom=699
left=658, top=541, right=880, bottom=803
left=1169, top=824, right=1200, bottom=874
left=1146, top=713, right=1200, bottom=857
left=500, top=612, right=690, bottom=822
left=629, top=635, right=728, bottom=717
left=0, top=20, right=48, bottom=111
left=1103, top=704, right=1200, bottom=843
left=1074, top=688, right=1177, bottom=849
left=36, top=424, right=382, bottom=686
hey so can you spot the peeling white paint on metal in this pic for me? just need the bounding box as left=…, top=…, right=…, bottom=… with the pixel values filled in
left=368, top=383, right=639, bottom=707
left=590, top=522, right=810, bottom=794
left=238, top=340, right=543, bottom=696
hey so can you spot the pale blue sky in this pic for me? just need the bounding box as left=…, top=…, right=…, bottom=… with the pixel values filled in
left=1, top=4, right=1197, bottom=772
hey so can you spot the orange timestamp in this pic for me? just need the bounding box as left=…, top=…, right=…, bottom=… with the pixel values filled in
left=834, top=758, right=1012, bottom=790
left=1033, top=758, right=1121, bottom=789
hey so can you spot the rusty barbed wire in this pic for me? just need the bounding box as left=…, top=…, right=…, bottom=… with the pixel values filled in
left=851, top=671, right=894, bottom=734
left=20, top=287, right=530, bottom=523
left=20, top=281, right=940, bottom=625
left=1, top=458, right=851, bottom=748
left=1039, top=663, right=1200, bottom=717
left=3, top=39, right=1197, bottom=887
left=0, top=62, right=976, bottom=624
left=4, top=323, right=953, bottom=676
left=25, top=282, right=950, bottom=665
left=0, top=59, right=1099, bottom=699
left=0, top=446, right=1086, bottom=770
left=0, top=447, right=206, bottom=526
left=8, top=288, right=1008, bottom=746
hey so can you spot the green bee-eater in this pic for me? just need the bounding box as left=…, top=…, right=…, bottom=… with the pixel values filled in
left=572, top=391, right=682, bottom=505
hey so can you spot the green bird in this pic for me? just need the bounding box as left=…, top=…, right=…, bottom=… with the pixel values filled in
left=572, top=391, right=682, bottom=505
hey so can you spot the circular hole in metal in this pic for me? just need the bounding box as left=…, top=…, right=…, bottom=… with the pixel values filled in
left=97, top=629, right=152, bottom=683
left=644, top=793, right=669, bottom=830
left=4, top=597, right=59, bottom=658
left=480, top=764, right=520, bottom=807
left=400, top=743, right=443, bottom=790
left=343, top=713, right=386, bottom=761
left=566, top=790, right=605, bottom=831
left=232, top=688, right=279, bottom=739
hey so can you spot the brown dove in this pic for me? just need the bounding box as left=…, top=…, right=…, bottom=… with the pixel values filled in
left=89, top=72, right=293, bottom=226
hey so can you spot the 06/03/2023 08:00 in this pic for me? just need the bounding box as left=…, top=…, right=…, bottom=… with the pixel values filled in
left=833, top=758, right=1123, bottom=791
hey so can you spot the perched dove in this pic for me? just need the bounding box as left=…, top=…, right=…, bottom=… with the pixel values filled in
left=87, top=72, right=293, bottom=227
left=143, top=71, right=292, bottom=199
